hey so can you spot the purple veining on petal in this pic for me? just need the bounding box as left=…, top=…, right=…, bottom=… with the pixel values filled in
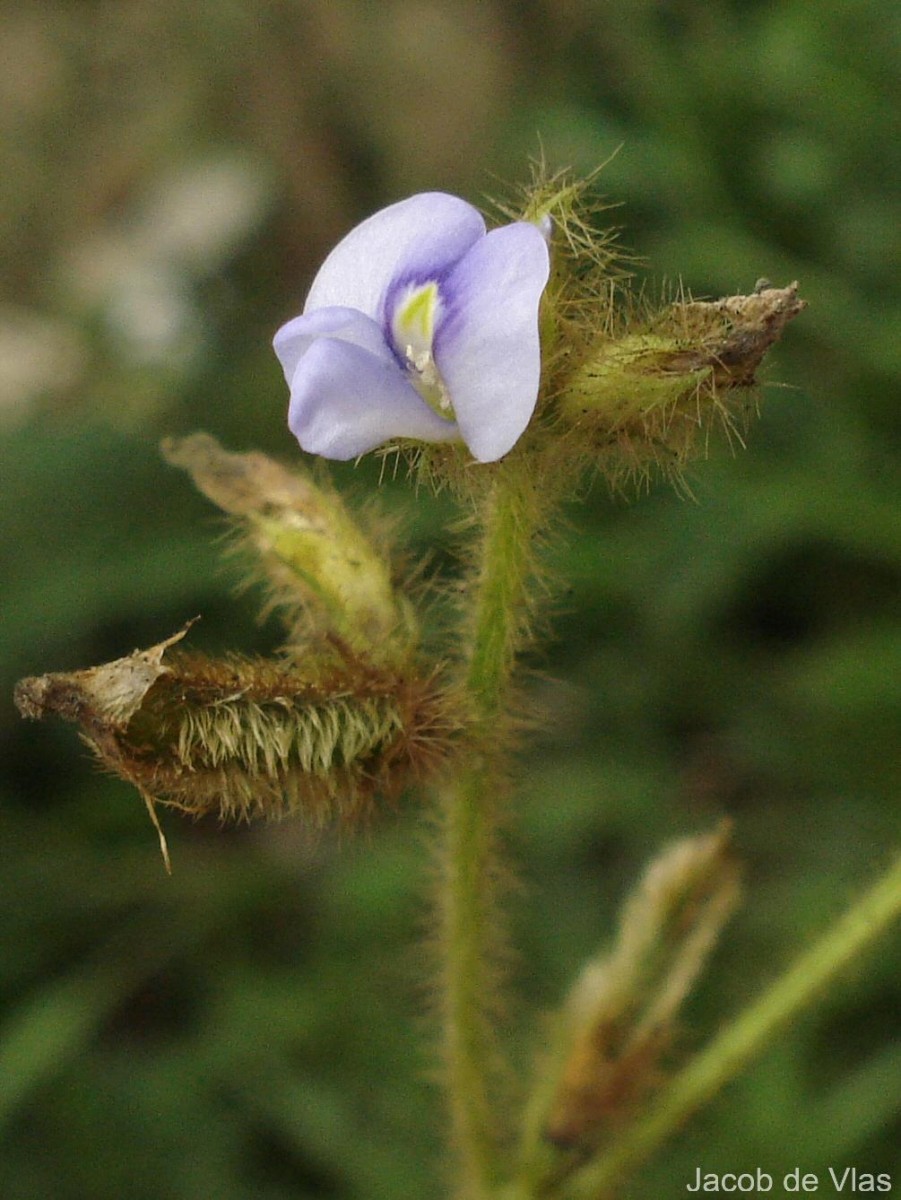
left=381, top=272, right=454, bottom=375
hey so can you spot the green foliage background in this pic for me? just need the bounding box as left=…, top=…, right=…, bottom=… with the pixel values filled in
left=1, top=1, right=898, bottom=1196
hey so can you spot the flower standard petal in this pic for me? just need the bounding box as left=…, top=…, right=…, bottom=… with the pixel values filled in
left=433, top=222, right=550, bottom=462
left=304, top=193, right=486, bottom=320
left=287, top=337, right=460, bottom=460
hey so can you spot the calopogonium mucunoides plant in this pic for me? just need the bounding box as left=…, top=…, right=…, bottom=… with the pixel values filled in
left=15, top=171, right=901, bottom=1200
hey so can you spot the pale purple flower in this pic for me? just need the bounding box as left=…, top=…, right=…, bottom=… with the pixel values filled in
left=273, top=193, right=550, bottom=463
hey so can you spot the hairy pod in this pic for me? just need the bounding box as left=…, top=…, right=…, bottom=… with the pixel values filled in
left=15, top=624, right=456, bottom=852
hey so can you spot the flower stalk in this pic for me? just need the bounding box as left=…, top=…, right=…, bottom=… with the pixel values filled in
left=437, top=459, right=550, bottom=1196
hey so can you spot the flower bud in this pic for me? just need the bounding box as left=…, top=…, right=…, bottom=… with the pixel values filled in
left=554, top=283, right=806, bottom=488
left=521, top=825, right=740, bottom=1164
left=162, top=433, right=416, bottom=663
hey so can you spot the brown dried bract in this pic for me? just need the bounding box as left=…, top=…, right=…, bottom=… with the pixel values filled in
left=14, top=623, right=193, bottom=730
left=160, top=432, right=327, bottom=521
left=676, top=281, right=807, bottom=387
left=15, top=623, right=197, bottom=871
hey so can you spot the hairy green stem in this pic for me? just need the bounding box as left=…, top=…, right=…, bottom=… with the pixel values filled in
left=464, top=469, right=537, bottom=721
left=566, top=849, right=901, bottom=1199
left=440, top=760, right=507, bottom=1196
left=440, top=462, right=544, bottom=1197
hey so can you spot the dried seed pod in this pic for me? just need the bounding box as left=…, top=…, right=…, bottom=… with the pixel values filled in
left=15, top=624, right=456, bottom=865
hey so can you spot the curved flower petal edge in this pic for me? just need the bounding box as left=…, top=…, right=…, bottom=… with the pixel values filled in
left=274, top=193, right=551, bottom=463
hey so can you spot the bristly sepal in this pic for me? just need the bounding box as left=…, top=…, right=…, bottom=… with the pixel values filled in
left=554, top=278, right=804, bottom=484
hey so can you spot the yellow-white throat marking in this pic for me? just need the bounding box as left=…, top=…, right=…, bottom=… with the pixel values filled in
left=392, top=281, right=454, bottom=419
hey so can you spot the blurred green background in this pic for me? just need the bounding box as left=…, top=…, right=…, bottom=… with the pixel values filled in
left=2, top=1, right=899, bottom=1197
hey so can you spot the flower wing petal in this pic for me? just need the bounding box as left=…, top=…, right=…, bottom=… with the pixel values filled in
left=287, top=338, right=461, bottom=460
left=434, top=222, right=550, bottom=462
left=273, top=306, right=393, bottom=384
left=304, top=193, right=486, bottom=320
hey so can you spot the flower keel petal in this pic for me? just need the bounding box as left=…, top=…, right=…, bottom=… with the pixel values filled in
left=288, top=338, right=461, bottom=460
left=273, top=307, right=394, bottom=384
